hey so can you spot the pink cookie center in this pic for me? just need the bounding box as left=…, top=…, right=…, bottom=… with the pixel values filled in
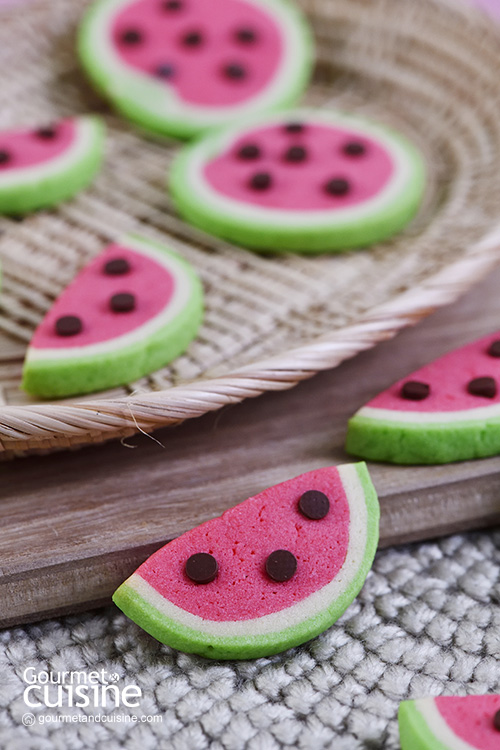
left=203, top=122, right=395, bottom=210
left=0, top=119, right=76, bottom=171
left=435, top=695, right=500, bottom=749
left=31, top=244, right=175, bottom=349
left=138, top=468, right=350, bottom=621
left=112, top=0, right=283, bottom=106
left=369, top=333, right=500, bottom=412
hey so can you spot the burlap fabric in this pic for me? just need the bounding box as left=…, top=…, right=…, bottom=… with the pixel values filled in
left=1, top=531, right=498, bottom=748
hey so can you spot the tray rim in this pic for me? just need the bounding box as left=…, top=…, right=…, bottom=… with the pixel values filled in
left=2, top=224, right=500, bottom=457
left=2, top=0, right=500, bottom=457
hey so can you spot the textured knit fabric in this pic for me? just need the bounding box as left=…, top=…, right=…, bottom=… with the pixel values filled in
left=1, top=531, right=499, bottom=749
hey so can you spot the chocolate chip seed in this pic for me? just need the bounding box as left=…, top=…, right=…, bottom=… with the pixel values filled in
left=0, top=150, right=11, bottom=165
left=401, top=381, right=430, bottom=401
left=182, top=30, right=203, bottom=46
left=284, top=145, right=307, bottom=163
left=224, top=63, right=246, bottom=80
left=110, top=293, right=136, bottom=313
left=36, top=126, right=58, bottom=139
left=265, top=550, right=297, bottom=582
left=343, top=141, right=366, bottom=156
left=249, top=172, right=272, bottom=190
left=285, top=122, right=304, bottom=134
left=104, top=258, right=131, bottom=276
left=121, top=29, right=143, bottom=44
left=488, top=340, right=500, bottom=358
left=493, top=709, right=500, bottom=731
left=236, top=27, right=257, bottom=43
left=155, top=63, right=175, bottom=79
left=298, top=490, right=330, bottom=520
left=185, top=552, right=218, bottom=583
left=55, top=315, right=82, bottom=337
left=238, top=143, right=261, bottom=160
left=324, top=178, right=350, bottom=196
left=162, top=0, right=182, bottom=10
left=467, top=376, right=497, bottom=399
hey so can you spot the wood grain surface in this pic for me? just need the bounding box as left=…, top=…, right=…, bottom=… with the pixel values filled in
left=2, top=266, right=500, bottom=628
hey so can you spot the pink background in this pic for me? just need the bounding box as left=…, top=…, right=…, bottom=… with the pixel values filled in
left=470, top=0, right=500, bottom=17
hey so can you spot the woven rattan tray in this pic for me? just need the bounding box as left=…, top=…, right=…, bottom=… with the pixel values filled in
left=1, top=0, right=500, bottom=458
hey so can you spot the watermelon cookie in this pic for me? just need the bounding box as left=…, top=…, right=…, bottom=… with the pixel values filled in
left=0, top=116, right=105, bottom=215
left=169, top=108, right=426, bottom=252
left=113, top=462, right=379, bottom=659
left=78, top=0, right=313, bottom=139
left=399, top=695, right=500, bottom=750
left=346, top=331, right=500, bottom=464
left=22, top=234, right=203, bottom=398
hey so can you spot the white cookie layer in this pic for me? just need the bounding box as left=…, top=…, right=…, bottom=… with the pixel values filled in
left=126, top=463, right=369, bottom=637
left=355, top=402, right=500, bottom=424
left=26, top=235, right=196, bottom=362
left=180, top=108, right=417, bottom=228
left=412, top=698, right=481, bottom=750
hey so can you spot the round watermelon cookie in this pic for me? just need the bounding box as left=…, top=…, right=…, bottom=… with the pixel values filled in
left=0, top=116, right=105, bottom=215
left=169, top=108, right=426, bottom=252
left=346, top=331, right=500, bottom=464
left=113, top=462, right=379, bottom=659
left=399, top=695, right=500, bottom=750
left=22, top=234, right=203, bottom=398
left=78, top=0, right=313, bottom=139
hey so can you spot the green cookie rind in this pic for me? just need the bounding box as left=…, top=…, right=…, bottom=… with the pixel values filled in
left=169, top=118, right=426, bottom=252
left=78, top=0, right=314, bottom=140
left=345, top=412, right=500, bottom=464
left=398, top=701, right=450, bottom=750
left=0, top=117, right=105, bottom=215
left=22, top=236, right=203, bottom=398
left=112, top=462, right=380, bottom=660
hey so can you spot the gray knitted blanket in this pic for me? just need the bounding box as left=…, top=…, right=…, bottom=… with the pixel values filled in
left=1, top=531, right=499, bottom=749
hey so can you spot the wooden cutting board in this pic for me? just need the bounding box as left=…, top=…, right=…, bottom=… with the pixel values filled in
left=2, top=266, right=500, bottom=629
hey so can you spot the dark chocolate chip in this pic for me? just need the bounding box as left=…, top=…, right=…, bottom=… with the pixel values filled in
left=0, top=150, right=11, bottom=165
left=224, top=63, right=246, bottom=80
left=249, top=172, right=271, bottom=190
left=36, top=125, right=58, bottom=140
left=324, top=178, right=350, bottom=196
left=110, top=292, right=136, bottom=313
left=55, top=315, right=82, bottom=337
left=401, top=381, right=430, bottom=401
left=155, top=63, right=175, bottom=79
left=265, top=550, right=297, bottom=582
left=104, top=258, right=130, bottom=276
left=285, top=122, right=304, bottom=133
left=182, top=30, right=202, bottom=46
left=121, top=28, right=143, bottom=44
left=343, top=141, right=366, bottom=157
left=298, top=490, right=330, bottom=520
left=236, top=27, right=257, bottom=43
left=284, top=145, right=307, bottom=163
left=185, top=552, right=218, bottom=583
left=494, top=709, right=500, bottom=731
left=488, top=340, right=500, bottom=358
left=238, top=143, right=261, bottom=160
left=467, top=376, right=497, bottom=398
left=162, top=0, right=182, bottom=9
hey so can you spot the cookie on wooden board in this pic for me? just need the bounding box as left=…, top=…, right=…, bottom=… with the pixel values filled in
left=113, top=463, right=380, bottom=659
